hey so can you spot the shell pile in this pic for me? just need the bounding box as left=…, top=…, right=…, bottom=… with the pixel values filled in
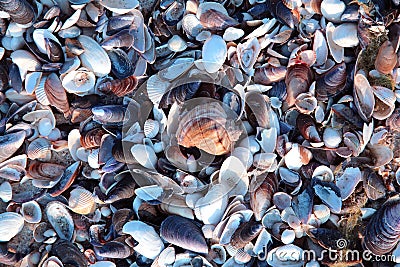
left=0, top=0, right=399, bottom=266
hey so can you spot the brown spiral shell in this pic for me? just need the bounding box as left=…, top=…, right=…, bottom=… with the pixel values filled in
left=176, top=102, right=242, bottom=155
left=97, top=75, right=138, bottom=97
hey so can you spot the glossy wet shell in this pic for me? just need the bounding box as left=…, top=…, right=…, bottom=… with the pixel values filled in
left=45, top=201, right=74, bottom=241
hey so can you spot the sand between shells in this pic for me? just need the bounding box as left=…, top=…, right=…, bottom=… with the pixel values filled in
left=0, top=0, right=399, bottom=266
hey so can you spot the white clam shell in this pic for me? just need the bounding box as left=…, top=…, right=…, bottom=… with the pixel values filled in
left=21, top=200, right=42, bottom=223
left=323, top=127, right=342, bottom=148
left=219, top=156, right=249, bottom=197
left=312, top=165, right=334, bottom=182
left=332, top=23, right=359, bottom=48
left=336, top=167, right=362, bottom=200
left=122, top=221, right=164, bottom=259
left=0, top=181, right=12, bottom=202
left=60, top=8, right=81, bottom=30
left=62, top=68, right=96, bottom=95
left=231, top=147, right=253, bottom=169
left=68, top=129, right=81, bottom=161
left=10, top=50, right=41, bottom=81
left=372, top=86, right=396, bottom=120
left=223, top=27, right=245, bottom=41
left=68, top=187, right=96, bottom=215
left=202, top=35, right=227, bottom=73
left=313, top=30, right=328, bottom=66
left=131, top=144, right=157, bottom=169
left=281, top=229, right=295, bottom=244
left=25, top=72, right=42, bottom=94
left=78, top=35, right=111, bottom=77
left=88, top=148, right=100, bottom=169
left=159, top=58, right=194, bottom=81
left=100, top=0, right=139, bottom=14
left=168, top=35, right=187, bottom=52
left=320, top=0, right=345, bottom=22
left=46, top=201, right=74, bottom=241
left=182, top=14, right=203, bottom=37
left=313, top=204, right=330, bottom=224
left=0, top=212, right=24, bottom=242
left=256, top=127, right=277, bottom=153
left=194, top=184, right=228, bottom=224
left=32, top=29, right=61, bottom=54
left=38, top=118, right=53, bottom=137
left=326, top=22, right=344, bottom=63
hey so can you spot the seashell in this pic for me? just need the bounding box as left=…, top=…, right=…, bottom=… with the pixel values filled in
left=195, top=184, right=228, bottom=224
left=48, top=162, right=81, bottom=197
left=236, top=37, right=261, bottom=73
left=10, top=50, right=41, bottom=81
left=80, top=128, right=106, bottom=149
left=363, top=169, right=386, bottom=201
left=65, top=38, right=84, bottom=57
left=320, top=0, right=345, bottom=22
left=267, top=0, right=298, bottom=29
left=144, top=119, right=160, bottom=139
left=285, top=61, right=313, bottom=106
left=0, top=182, right=12, bottom=202
left=230, top=221, right=263, bottom=250
left=41, top=256, right=63, bottom=267
left=44, top=73, right=70, bottom=116
left=28, top=161, right=65, bottom=182
left=326, top=22, right=344, bottom=63
left=159, top=82, right=200, bottom=108
left=168, top=35, right=187, bottom=52
left=131, top=144, right=157, bottom=169
left=123, top=220, right=164, bottom=259
left=199, top=8, right=238, bottom=31
left=112, top=209, right=134, bottom=235
left=0, top=212, right=24, bottom=242
left=295, top=92, right=317, bottom=114
left=51, top=239, right=88, bottom=267
left=315, top=62, right=346, bottom=100
left=92, top=105, right=126, bottom=125
left=46, top=201, right=74, bottom=241
left=332, top=23, right=359, bottom=47
left=202, top=35, right=227, bottom=73
left=250, top=172, right=278, bottom=221
left=95, top=241, right=133, bottom=259
left=182, top=14, right=203, bottom=38
left=232, top=147, right=253, bottom=169
left=375, top=40, right=397, bottom=75
left=160, top=215, right=208, bottom=254
left=354, top=73, right=375, bottom=122
left=363, top=196, right=400, bottom=255
left=369, top=144, right=393, bottom=167
left=323, top=127, right=342, bottom=148
left=62, top=68, right=96, bottom=95
left=98, top=75, right=138, bottom=97
left=100, top=0, right=139, bottom=14
left=218, top=156, right=249, bottom=196
left=0, top=131, right=26, bottom=163
left=0, top=0, right=36, bottom=26
left=254, top=66, right=286, bottom=86
left=101, top=30, right=134, bottom=50
left=0, top=244, right=20, bottom=265
left=68, top=187, right=96, bottom=215
left=78, top=35, right=111, bottom=77
left=285, top=144, right=313, bottom=170
left=335, top=167, right=362, bottom=200
left=103, top=171, right=136, bottom=203
left=107, top=49, right=134, bottom=80
left=45, top=37, right=64, bottom=63
left=313, top=30, right=328, bottom=67
left=223, top=27, right=245, bottom=42
left=163, top=0, right=185, bottom=26
left=313, top=179, right=342, bottom=213
left=296, top=114, right=322, bottom=144
left=372, top=86, right=396, bottom=120
left=128, top=10, right=146, bottom=53
left=21, top=200, right=42, bottom=223
left=176, top=102, right=242, bottom=155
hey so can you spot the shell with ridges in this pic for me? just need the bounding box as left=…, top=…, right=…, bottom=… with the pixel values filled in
left=0, top=212, right=24, bottom=242
left=68, top=187, right=96, bottom=215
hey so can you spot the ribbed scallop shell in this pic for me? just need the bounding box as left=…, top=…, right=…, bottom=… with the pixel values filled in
left=46, top=201, right=74, bottom=241
left=97, top=75, right=138, bottom=97
left=68, top=187, right=96, bottom=215
left=0, top=212, right=24, bottom=242
left=34, top=76, right=50, bottom=106
left=375, top=40, right=397, bottom=75
left=0, top=131, right=26, bottom=163
left=26, top=137, right=52, bottom=160
left=176, top=102, right=242, bottom=155
left=143, top=119, right=160, bottom=139
left=285, top=61, right=313, bottom=106
left=21, top=200, right=42, bottom=223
